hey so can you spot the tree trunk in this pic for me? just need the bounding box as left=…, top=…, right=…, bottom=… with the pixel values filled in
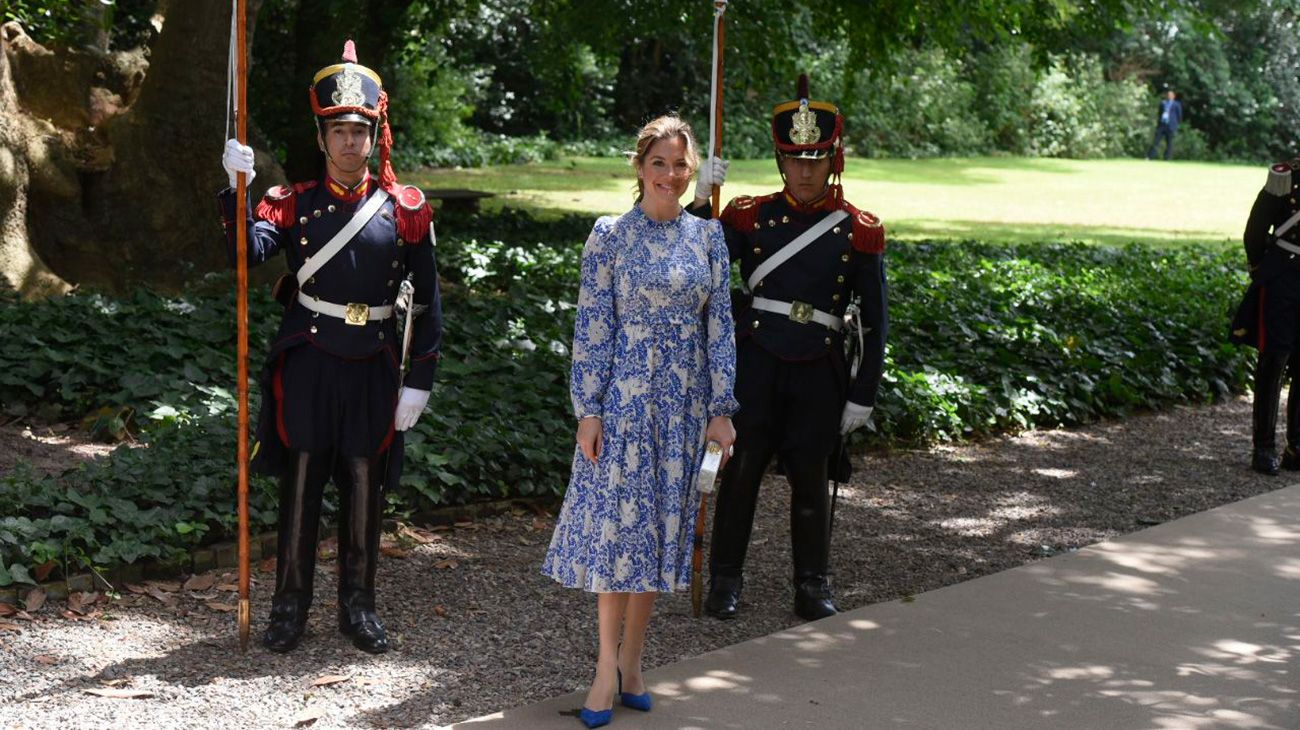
left=0, top=0, right=281, bottom=298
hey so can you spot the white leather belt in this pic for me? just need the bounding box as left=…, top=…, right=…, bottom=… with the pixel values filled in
left=751, top=297, right=842, bottom=331
left=297, top=292, right=394, bottom=326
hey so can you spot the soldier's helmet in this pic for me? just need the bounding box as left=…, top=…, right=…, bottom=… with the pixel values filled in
left=308, top=40, right=397, bottom=190
left=771, top=74, right=845, bottom=173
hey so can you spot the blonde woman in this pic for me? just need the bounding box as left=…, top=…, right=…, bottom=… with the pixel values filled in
left=542, top=115, right=738, bottom=727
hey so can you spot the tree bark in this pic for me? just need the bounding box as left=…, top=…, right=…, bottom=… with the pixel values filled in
left=0, top=0, right=281, bottom=298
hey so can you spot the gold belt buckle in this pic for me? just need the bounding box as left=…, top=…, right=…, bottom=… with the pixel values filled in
left=344, top=302, right=369, bottom=326
left=789, top=300, right=814, bottom=324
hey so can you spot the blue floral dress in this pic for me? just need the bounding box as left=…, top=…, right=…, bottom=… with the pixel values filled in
left=542, top=205, right=740, bottom=593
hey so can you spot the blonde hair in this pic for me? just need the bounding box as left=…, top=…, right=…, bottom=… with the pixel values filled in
left=630, top=114, right=701, bottom=202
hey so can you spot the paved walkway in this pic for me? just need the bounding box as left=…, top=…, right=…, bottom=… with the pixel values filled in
left=456, top=485, right=1300, bottom=729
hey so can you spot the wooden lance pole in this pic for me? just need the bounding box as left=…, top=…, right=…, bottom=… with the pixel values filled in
left=233, top=0, right=252, bottom=652
left=693, top=1, right=729, bottom=619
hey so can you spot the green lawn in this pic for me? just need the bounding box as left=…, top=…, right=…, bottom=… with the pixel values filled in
left=405, top=156, right=1266, bottom=246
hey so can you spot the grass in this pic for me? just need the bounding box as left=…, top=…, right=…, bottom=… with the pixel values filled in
left=404, top=156, right=1265, bottom=246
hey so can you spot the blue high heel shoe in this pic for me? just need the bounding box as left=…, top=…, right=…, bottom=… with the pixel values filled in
left=578, top=706, right=612, bottom=728
left=618, top=668, right=653, bottom=712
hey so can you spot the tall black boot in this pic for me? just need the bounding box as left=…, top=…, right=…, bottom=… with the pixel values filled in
left=335, top=456, right=389, bottom=654
left=264, top=451, right=330, bottom=653
left=1253, top=351, right=1288, bottom=475
left=786, top=450, right=836, bottom=621
left=1283, top=356, right=1300, bottom=471
left=705, top=436, right=776, bottom=620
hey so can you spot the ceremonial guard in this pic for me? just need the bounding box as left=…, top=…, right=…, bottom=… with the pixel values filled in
left=690, top=75, right=887, bottom=621
left=1231, top=159, right=1300, bottom=475
left=217, top=41, right=442, bottom=652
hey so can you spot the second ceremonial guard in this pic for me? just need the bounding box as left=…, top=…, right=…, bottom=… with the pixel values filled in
left=691, top=74, right=888, bottom=621
left=1231, top=158, right=1300, bottom=475
left=218, top=41, right=442, bottom=653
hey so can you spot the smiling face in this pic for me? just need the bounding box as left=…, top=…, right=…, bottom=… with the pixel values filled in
left=779, top=154, right=832, bottom=204
left=636, top=134, right=694, bottom=205
left=318, top=120, right=373, bottom=177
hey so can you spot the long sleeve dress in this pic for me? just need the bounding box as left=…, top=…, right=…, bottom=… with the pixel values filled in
left=542, top=205, right=740, bottom=593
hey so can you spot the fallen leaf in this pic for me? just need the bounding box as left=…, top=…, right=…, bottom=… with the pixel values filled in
left=354, top=676, right=382, bottom=687
left=205, top=602, right=237, bottom=613
left=259, top=557, right=276, bottom=573
left=99, top=678, right=131, bottom=687
left=145, top=587, right=176, bottom=607
left=0, top=621, right=21, bottom=632
left=531, top=518, right=549, bottom=531
left=124, top=583, right=149, bottom=595
left=146, top=581, right=181, bottom=593
left=433, top=559, right=459, bottom=570
left=398, top=525, right=439, bottom=544
left=33, top=560, right=58, bottom=582
left=0, top=603, right=15, bottom=617
left=295, top=706, right=325, bottom=726
left=183, top=573, right=215, bottom=592
left=23, top=588, right=46, bottom=613
left=33, top=655, right=58, bottom=665
left=216, top=583, right=240, bottom=593
left=84, top=688, right=154, bottom=699
left=380, top=546, right=410, bottom=559
left=67, top=592, right=96, bottom=614
left=433, top=605, right=446, bottom=617
left=310, top=674, right=350, bottom=687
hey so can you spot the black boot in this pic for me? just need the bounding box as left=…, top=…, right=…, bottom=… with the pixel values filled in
left=786, top=450, right=837, bottom=621
left=1283, top=357, right=1300, bottom=471
left=706, top=436, right=775, bottom=620
left=1253, top=352, right=1288, bottom=475
left=262, top=451, right=329, bottom=653
left=335, top=456, right=389, bottom=653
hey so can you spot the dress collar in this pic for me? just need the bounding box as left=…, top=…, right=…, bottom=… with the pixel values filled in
left=325, top=172, right=371, bottom=203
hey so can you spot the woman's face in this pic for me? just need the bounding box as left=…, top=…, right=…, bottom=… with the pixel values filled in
left=638, top=135, right=693, bottom=205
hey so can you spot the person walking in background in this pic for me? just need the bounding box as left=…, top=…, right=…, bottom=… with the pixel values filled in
left=1146, top=89, right=1183, bottom=160
left=542, top=114, right=738, bottom=728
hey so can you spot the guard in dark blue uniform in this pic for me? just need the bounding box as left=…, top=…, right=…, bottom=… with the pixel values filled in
left=217, top=41, right=442, bottom=652
left=689, top=75, right=887, bottom=621
left=1230, top=160, right=1300, bottom=475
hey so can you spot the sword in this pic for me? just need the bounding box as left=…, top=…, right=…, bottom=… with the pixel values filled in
left=691, top=440, right=723, bottom=618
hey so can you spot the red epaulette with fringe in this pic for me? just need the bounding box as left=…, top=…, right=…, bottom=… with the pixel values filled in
left=720, top=192, right=779, bottom=232
left=254, top=181, right=317, bottom=229
left=842, top=201, right=886, bottom=253
left=392, top=184, right=434, bottom=244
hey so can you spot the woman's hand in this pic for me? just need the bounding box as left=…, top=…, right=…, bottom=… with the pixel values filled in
left=576, top=416, right=603, bottom=463
left=705, top=415, right=736, bottom=469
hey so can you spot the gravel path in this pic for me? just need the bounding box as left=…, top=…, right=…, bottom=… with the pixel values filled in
left=0, top=396, right=1285, bottom=729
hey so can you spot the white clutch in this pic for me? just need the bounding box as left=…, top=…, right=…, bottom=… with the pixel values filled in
left=696, top=440, right=723, bottom=496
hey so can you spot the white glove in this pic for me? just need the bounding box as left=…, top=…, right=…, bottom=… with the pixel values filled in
left=694, top=155, right=730, bottom=202
left=222, top=139, right=256, bottom=189
left=394, top=387, right=431, bottom=431
left=840, top=402, right=873, bottom=436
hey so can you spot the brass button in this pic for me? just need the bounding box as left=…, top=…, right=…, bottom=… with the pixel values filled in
left=378, top=332, right=385, bottom=340
left=841, top=254, right=850, bottom=262
left=833, top=226, right=841, bottom=234
left=753, top=222, right=761, bottom=230
left=313, top=209, right=322, bottom=218
left=752, top=247, right=762, bottom=254
left=328, top=204, right=337, bottom=213
left=781, top=215, right=790, bottom=223
left=309, top=277, right=316, bottom=284
left=832, top=294, right=841, bottom=302
left=309, top=325, right=318, bottom=334
left=848, top=232, right=854, bottom=241
left=387, top=280, right=394, bottom=287
left=836, top=275, right=845, bottom=283
left=300, top=237, right=309, bottom=246
left=824, top=337, right=832, bottom=345
left=397, top=238, right=405, bottom=246
left=299, top=216, right=308, bottom=225
left=391, top=261, right=399, bottom=268
left=768, top=219, right=776, bottom=227
left=312, top=312, right=320, bottom=318
left=751, top=320, right=760, bottom=329
left=757, top=280, right=764, bottom=288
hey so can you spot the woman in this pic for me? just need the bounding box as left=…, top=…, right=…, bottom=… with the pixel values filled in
left=542, top=114, right=739, bottom=728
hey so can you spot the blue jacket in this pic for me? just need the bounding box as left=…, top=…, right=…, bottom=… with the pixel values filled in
left=1158, top=99, right=1183, bottom=131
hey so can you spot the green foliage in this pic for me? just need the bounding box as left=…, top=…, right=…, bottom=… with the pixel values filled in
left=0, top=209, right=1255, bottom=581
